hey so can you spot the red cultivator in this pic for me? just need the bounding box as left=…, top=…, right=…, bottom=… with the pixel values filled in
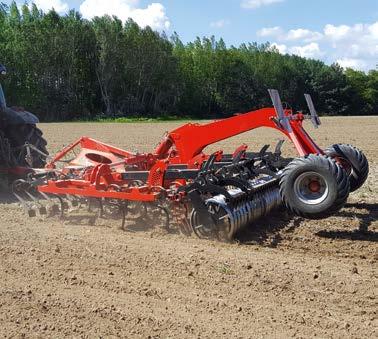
left=13, top=90, right=369, bottom=240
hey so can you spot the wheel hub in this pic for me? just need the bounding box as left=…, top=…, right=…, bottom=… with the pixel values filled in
left=294, top=171, right=329, bottom=205
left=309, top=180, right=321, bottom=193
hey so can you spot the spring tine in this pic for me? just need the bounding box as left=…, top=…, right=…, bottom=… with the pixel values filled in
left=87, top=198, right=94, bottom=212
left=12, top=179, right=37, bottom=217
left=13, top=191, right=29, bottom=208
left=274, top=139, right=285, bottom=156
left=121, top=203, right=127, bottom=229
left=38, top=193, right=61, bottom=217
left=24, top=190, right=38, bottom=202
left=13, top=191, right=36, bottom=217
left=98, top=198, right=104, bottom=218
left=141, top=203, right=148, bottom=219
left=37, top=191, right=58, bottom=215
left=38, top=191, right=51, bottom=201
left=258, top=144, right=270, bottom=158
left=23, top=190, right=47, bottom=215
left=157, top=204, right=170, bottom=230
left=65, top=194, right=80, bottom=208
left=54, top=195, right=66, bottom=218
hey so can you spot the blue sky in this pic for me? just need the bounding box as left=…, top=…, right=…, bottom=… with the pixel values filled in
left=8, top=0, right=378, bottom=71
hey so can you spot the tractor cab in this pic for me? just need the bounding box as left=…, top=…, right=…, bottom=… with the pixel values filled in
left=0, top=64, right=39, bottom=125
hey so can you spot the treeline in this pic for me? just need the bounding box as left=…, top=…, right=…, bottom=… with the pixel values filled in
left=0, top=2, right=377, bottom=121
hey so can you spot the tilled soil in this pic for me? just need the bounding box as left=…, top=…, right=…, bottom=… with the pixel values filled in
left=0, top=117, right=377, bottom=338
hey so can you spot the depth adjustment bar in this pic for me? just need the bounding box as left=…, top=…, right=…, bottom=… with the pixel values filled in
left=268, top=89, right=293, bottom=133
left=304, top=93, right=321, bottom=128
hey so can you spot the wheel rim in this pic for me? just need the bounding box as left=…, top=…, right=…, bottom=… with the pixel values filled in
left=293, top=171, right=329, bottom=205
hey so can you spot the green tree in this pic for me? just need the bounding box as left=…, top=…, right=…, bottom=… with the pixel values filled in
left=0, top=2, right=376, bottom=120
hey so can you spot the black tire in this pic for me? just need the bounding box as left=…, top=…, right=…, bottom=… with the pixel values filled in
left=8, top=124, right=48, bottom=168
left=279, top=154, right=350, bottom=219
left=0, top=130, right=16, bottom=167
left=325, top=144, right=369, bottom=192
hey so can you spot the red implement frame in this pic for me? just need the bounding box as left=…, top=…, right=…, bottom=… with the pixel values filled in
left=37, top=95, right=323, bottom=202
left=155, top=108, right=322, bottom=164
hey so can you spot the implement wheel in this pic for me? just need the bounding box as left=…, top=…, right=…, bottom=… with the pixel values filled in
left=279, top=154, right=350, bottom=219
left=325, top=144, right=369, bottom=192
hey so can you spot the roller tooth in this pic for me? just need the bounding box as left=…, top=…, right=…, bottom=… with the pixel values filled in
left=229, top=210, right=237, bottom=237
left=244, top=200, right=251, bottom=229
left=241, top=200, right=248, bottom=227
left=232, top=203, right=237, bottom=225
left=234, top=204, right=241, bottom=233
left=246, top=200, right=252, bottom=222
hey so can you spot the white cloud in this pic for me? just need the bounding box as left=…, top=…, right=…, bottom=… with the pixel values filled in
left=368, top=22, right=378, bottom=38
left=270, top=42, right=323, bottom=58
left=289, top=42, right=323, bottom=58
left=336, top=58, right=367, bottom=70
left=271, top=43, right=287, bottom=54
left=80, top=0, right=170, bottom=30
left=241, top=0, right=284, bottom=10
left=210, top=19, right=230, bottom=29
left=261, top=21, right=378, bottom=70
left=258, top=26, right=323, bottom=42
left=257, top=26, right=283, bottom=37
left=324, top=24, right=355, bottom=41
left=28, top=0, right=69, bottom=14
left=322, top=22, right=378, bottom=69
left=286, top=29, right=323, bottom=42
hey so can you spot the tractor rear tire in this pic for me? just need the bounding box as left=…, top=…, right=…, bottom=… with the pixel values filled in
left=279, top=154, right=350, bottom=219
left=9, top=124, right=48, bottom=168
left=0, top=130, right=16, bottom=167
left=325, top=144, right=368, bottom=192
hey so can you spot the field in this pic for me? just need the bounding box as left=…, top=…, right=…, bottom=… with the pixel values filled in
left=0, top=117, right=377, bottom=338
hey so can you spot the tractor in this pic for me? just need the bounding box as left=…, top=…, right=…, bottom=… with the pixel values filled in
left=0, top=63, right=48, bottom=188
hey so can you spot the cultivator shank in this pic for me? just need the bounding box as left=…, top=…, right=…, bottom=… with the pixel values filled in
left=14, top=90, right=369, bottom=240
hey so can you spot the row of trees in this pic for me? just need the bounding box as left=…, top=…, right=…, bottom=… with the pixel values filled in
left=0, top=2, right=377, bottom=121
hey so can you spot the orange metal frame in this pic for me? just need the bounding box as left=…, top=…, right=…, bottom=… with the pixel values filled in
left=155, top=108, right=322, bottom=163
left=37, top=107, right=323, bottom=201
